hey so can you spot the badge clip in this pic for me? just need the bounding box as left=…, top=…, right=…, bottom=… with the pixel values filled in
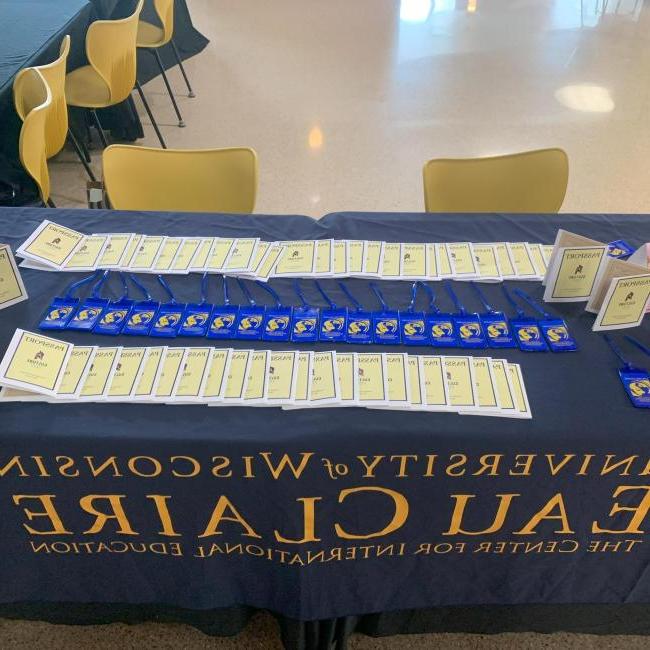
left=399, top=282, right=430, bottom=346
left=235, top=278, right=265, bottom=340
left=370, top=282, right=400, bottom=345
left=257, top=281, right=292, bottom=342
left=207, top=275, right=239, bottom=340
left=338, top=282, right=372, bottom=344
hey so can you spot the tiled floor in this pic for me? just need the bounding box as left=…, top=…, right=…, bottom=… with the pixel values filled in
left=51, top=0, right=650, bottom=217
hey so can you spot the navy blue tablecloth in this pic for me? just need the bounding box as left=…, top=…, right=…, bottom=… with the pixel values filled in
left=0, top=208, right=649, bottom=634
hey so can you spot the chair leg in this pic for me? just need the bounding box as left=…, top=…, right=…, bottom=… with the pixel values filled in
left=170, top=39, right=195, bottom=98
left=46, top=198, right=56, bottom=208
left=152, top=49, right=185, bottom=127
left=134, top=81, right=167, bottom=149
left=90, top=110, right=109, bottom=148
left=68, top=129, right=97, bottom=182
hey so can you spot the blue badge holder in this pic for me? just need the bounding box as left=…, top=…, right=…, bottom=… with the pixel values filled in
left=315, top=280, right=347, bottom=342
left=93, top=273, right=134, bottom=336
left=257, top=281, right=292, bottom=342
left=418, top=281, right=458, bottom=348
left=607, top=239, right=635, bottom=260
left=39, top=271, right=101, bottom=330
left=291, top=280, right=320, bottom=343
left=604, top=335, right=650, bottom=408
left=471, top=281, right=515, bottom=348
left=338, top=282, right=372, bottom=344
left=179, top=273, right=213, bottom=337
left=122, top=274, right=160, bottom=336
left=66, top=270, right=111, bottom=331
left=235, top=278, right=265, bottom=340
left=399, top=282, right=430, bottom=346
left=513, top=288, right=578, bottom=352
left=502, top=285, right=548, bottom=352
left=370, top=283, right=400, bottom=345
left=445, top=281, right=487, bottom=349
left=150, top=275, right=185, bottom=338
left=207, top=275, right=239, bottom=340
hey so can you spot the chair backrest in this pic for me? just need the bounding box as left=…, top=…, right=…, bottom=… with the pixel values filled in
left=153, top=0, right=175, bottom=44
left=102, top=145, right=258, bottom=213
left=86, top=0, right=144, bottom=105
left=14, top=35, right=70, bottom=158
left=15, top=69, right=52, bottom=203
left=422, top=149, right=569, bottom=213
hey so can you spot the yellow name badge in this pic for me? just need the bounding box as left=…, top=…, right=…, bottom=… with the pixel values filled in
left=17, top=220, right=84, bottom=268
left=333, top=241, right=348, bottom=276
left=275, top=241, right=316, bottom=276
left=0, top=245, right=28, bottom=309
left=508, top=242, right=538, bottom=279
left=267, top=351, right=298, bottom=404
left=289, top=351, right=313, bottom=405
left=107, top=347, right=147, bottom=400
left=79, top=347, right=120, bottom=399
left=189, top=238, right=215, bottom=271
left=205, top=238, right=235, bottom=272
left=63, top=235, right=109, bottom=271
left=380, top=243, right=401, bottom=279
left=407, top=356, right=423, bottom=407
left=347, top=241, right=364, bottom=275
left=244, top=350, right=270, bottom=403
left=315, top=239, right=333, bottom=276
left=435, top=243, right=452, bottom=277
left=169, top=237, right=201, bottom=272
left=356, top=352, right=387, bottom=405
left=310, top=351, right=339, bottom=403
left=128, top=235, right=165, bottom=271
left=226, top=238, right=260, bottom=272
left=425, top=243, right=438, bottom=279
left=0, top=329, right=73, bottom=396
left=473, top=244, right=501, bottom=281
left=335, top=352, right=357, bottom=405
left=255, top=243, right=283, bottom=281
left=222, top=349, right=252, bottom=402
left=56, top=346, right=96, bottom=399
left=494, top=242, right=516, bottom=278
left=401, top=243, right=427, bottom=279
left=593, top=274, right=650, bottom=331
left=362, top=241, right=383, bottom=276
left=172, top=347, right=212, bottom=401
left=202, top=349, right=232, bottom=401
left=153, top=237, right=184, bottom=273
left=446, top=243, right=478, bottom=278
left=384, top=353, right=410, bottom=406
left=133, top=347, right=166, bottom=400
left=507, top=363, right=532, bottom=418
left=490, top=359, right=515, bottom=413
left=97, top=233, right=135, bottom=268
left=420, top=355, right=449, bottom=411
left=544, top=246, right=607, bottom=302
left=154, top=348, right=187, bottom=400
left=443, top=356, right=477, bottom=409
left=470, top=357, right=499, bottom=411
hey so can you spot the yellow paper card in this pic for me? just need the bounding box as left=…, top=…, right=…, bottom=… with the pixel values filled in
left=174, top=347, right=212, bottom=399
left=154, top=348, right=187, bottom=399
left=546, top=246, right=606, bottom=301
left=471, top=357, right=498, bottom=409
left=490, top=359, right=515, bottom=411
left=190, top=238, right=215, bottom=270
left=473, top=244, right=500, bottom=280
left=153, top=237, right=183, bottom=272
left=206, top=238, right=235, bottom=271
left=202, top=349, right=231, bottom=400
left=528, top=243, right=547, bottom=276
left=122, top=235, right=142, bottom=268
left=129, top=236, right=165, bottom=270
left=80, top=347, right=119, bottom=398
left=541, top=244, right=555, bottom=265
left=64, top=235, right=108, bottom=270
left=0, top=330, right=73, bottom=396
left=443, top=356, right=476, bottom=408
left=436, top=244, right=452, bottom=277
left=385, top=353, right=409, bottom=404
left=133, top=347, right=165, bottom=399
left=223, top=349, right=251, bottom=401
left=363, top=241, right=383, bottom=276
left=310, top=351, right=338, bottom=403
left=226, top=238, right=259, bottom=271
left=97, top=233, right=133, bottom=268
left=255, top=243, right=283, bottom=280
left=508, top=243, right=538, bottom=279
left=447, top=243, right=478, bottom=277
left=292, top=352, right=312, bottom=402
left=507, top=363, right=531, bottom=417
left=315, top=240, right=333, bottom=275
left=425, top=244, right=438, bottom=279
left=495, top=243, right=516, bottom=277
left=107, top=347, right=146, bottom=399
left=333, top=241, right=348, bottom=276
left=420, top=355, right=448, bottom=409
left=381, top=243, right=401, bottom=278
left=335, top=352, right=356, bottom=403
left=244, top=350, right=270, bottom=402
left=348, top=241, right=364, bottom=275
left=401, top=243, right=427, bottom=279
left=170, top=237, right=202, bottom=272
left=275, top=241, right=316, bottom=275
left=267, top=351, right=297, bottom=403
left=594, top=274, right=650, bottom=330
left=406, top=356, right=423, bottom=406
left=56, top=346, right=96, bottom=398
left=249, top=241, right=270, bottom=273
left=0, top=245, right=27, bottom=309
left=356, top=352, right=386, bottom=404
left=18, top=221, right=84, bottom=267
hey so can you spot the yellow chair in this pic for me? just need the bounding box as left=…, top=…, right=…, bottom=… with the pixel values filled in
left=422, top=149, right=569, bottom=213
left=102, top=145, right=258, bottom=213
left=137, top=0, right=196, bottom=128
left=13, top=69, right=53, bottom=206
left=65, top=0, right=167, bottom=149
left=13, top=35, right=96, bottom=181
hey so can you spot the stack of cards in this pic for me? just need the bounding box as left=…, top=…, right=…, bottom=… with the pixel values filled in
left=0, top=244, right=28, bottom=310
left=0, top=330, right=531, bottom=418
left=16, top=220, right=551, bottom=283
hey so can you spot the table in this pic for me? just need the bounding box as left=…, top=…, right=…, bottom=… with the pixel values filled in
left=0, top=1, right=208, bottom=206
left=0, top=207, right=648, bottom=650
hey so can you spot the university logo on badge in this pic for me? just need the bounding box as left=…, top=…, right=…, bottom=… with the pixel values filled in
left=156, top=313, right=181, bottom=328
left=185, top=313, right=209, bottom=327
left=74, top=308, right=100, bottom=321
left=240, top=315, right=262, bottom=330
left=130, top=311, right=154, bottom=326
left=545, top=326, right=568, bottom=342
left=211, top=314, right=234, bottom=331
left=46, top=306, right=72, bottom=321
left=294, top=318, right=316, bottom=334
left=460, top=323, right=481, bottom=339
left=267, top=316, right=289, bottom=331
left=431, top=322, right=453, bottom=338
left=628, top=378, right=650, bottom=397
left=403, top=320, right=425, bottom=335
left=323, top=317, right=344, bottom=332
left=102, top=309, right=127, bottom=325
left=348, top=319, right=370, bottom=335
left=487, top=322, right=509, bottom=338
left=376, top=319, right=397, bottom=335
left=517, top=325, right=541, bottom=342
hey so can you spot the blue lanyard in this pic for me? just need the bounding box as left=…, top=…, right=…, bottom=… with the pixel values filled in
left=370, top=282, right=391, bottom=311
left=157, top=275, right=177, bottom=303
left=294, top=280, right=313, bottom=308
left=513, top=288, right=552, bottom=318
left=117, top=273, right=129, bottom=301
left=625, top=336, right=650, bottom=357
left=444, top=281, right=466, bottom=315
left=604, top=334, right=639, bottom=371
left=315, top=280, right=338, bottom=309
left=338, top=281, right=364, bottom=311
left=221, top=275, right=231, bottom=305
left=237, top=278, right=256, bottom=307
left=129, top=273, right=153, bottom=300
left=417, top=281, right=441, bottom=314
left=471, top=281, right=496, bottom=313
left=89, top=270, right=110, bottom=299
left=198, top=272, right=209, bottom=304
left=256, top=280, right=283, bottom=307
left=62, top=270, right=102, bottom=299
left=501, top=285, right=527, bottom=319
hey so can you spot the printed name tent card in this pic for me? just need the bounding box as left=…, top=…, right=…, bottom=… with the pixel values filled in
left=0, top=244, right=28, bottom=310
